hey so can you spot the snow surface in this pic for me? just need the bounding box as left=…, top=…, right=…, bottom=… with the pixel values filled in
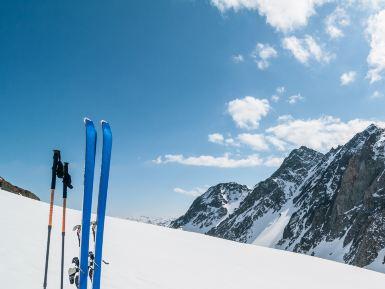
left=1, top=189, right=385, bottom=289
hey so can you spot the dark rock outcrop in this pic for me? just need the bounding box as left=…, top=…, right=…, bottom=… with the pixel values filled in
left=209, top=146, right=323, bottom=243
left=0, top=177, right=40, bottom=201
left=170, top=183, right=250, bottom=233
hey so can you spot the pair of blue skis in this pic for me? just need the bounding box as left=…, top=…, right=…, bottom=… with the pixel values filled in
left=79, top=118, right=112, bottom=289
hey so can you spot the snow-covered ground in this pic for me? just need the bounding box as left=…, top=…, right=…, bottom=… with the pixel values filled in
left=1, top=189, right=385, bottom=289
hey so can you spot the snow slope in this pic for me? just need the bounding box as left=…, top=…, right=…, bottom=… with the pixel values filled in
left=1, top=189, right=385, bottom=289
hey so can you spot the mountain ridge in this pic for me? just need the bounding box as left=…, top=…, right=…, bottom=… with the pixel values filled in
left=171, top=124, right=385, bottom=273
left=0, top=176, right=39, bottom=200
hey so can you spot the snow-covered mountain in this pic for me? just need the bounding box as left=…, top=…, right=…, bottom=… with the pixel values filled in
left=170, top=182, right=250, bottom=233
left=209, top=146, right=323, bottom=243
left=172, top=124, right=385, bottom=273
left=2, top=189, right=385, bottom=289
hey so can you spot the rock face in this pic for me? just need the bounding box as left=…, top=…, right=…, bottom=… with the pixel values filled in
left=277, top=124, right=385, bottom=269
left=170, top=183, right=250, bottom=233
left=172, top=124, right=385, bottom=272
left=0, top=177, right=40, bottom=201
left=208, top=146, right=323, bottom=244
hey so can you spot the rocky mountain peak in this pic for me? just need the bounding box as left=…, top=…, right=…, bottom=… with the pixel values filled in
left=170, top=182, right=250, bottom=233
left=276, top=145, right=323, bottom=168
left=202, top=182, right=249, bottom=202
left=364, top=123, right=383, bottom=134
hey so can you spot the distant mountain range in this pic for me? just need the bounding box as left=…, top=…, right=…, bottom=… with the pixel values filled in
left=126, top=215, right=174, bottom=227
left=0, top=176, right=39, bottom=200
left=170, top=124, right=385, bottom=272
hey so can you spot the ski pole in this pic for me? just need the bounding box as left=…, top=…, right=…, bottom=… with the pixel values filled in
left=43, top=150, right=62, bottom=289
left=60, top=162, right=72, bottom=289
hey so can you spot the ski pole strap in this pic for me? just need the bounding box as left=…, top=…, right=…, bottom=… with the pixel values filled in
left=62, top=162, right=73, bottom=198
left=63, top=163, right=69, bottom=198
left=62, top=162, right=73, bottom=199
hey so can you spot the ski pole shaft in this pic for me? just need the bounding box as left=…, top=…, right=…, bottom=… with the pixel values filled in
left=60, top=197, right=66, bottom=289
left=60, top=162, right=69, bottom=289
left=43, top=150, right=61, bottom=289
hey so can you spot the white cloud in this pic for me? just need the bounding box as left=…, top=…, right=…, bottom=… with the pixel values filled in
left=354, top=0, right=385, bottom=10
left=267, top=115, right=385, bottom=152
left=277, top=114, right=294, bottom=122
left=265, top=135, right=288, bottom=151
left=153, top=156, right=163, bottom=164
left=264, top=156, right=284, bottom=167
left=208, top=133, right=239, bottom=147
left=210, top=0, right=259, bottom=12
left=288, top=94, right=304, bottom=104
left=224, top=137, right=237, bottom=146
left=232, top=54, right=244, bottom=63
left=276, top=86, right=285, bottom=94
left=210, top=0, right=328, bottom=32
left=282, top=36, right=310, bottom=63
left=271, top=95, right=280, bottom=102
left=208, top=133, right=225, bottom=144
left=154, top=153, right=284, bottom=168
left=174, top=187, right=207, bottom=197
left=237, top=133, right=269, bottom=151
left=370, top=90, right=384, bottom=99
left=282, top=35, right=333, bottom=64
left=227, top=96, right=270, bottom=130
left=340, top=71, right=357, bottom=85
left=271, top=86, right=285, bottom=102
left=325, top=7, right=350, bottom=39
left=251, top=43, right=278, bottom=70
left=366, top=9, right=385, bottom=83
left=256, top=0, right=328, bottom=32
left=154, top=153, right=264, bottom=168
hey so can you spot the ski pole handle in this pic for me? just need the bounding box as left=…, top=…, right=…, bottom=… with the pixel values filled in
left=51, top=150, right=61, bottom=190
left=48, top=150, right=60, bottom=227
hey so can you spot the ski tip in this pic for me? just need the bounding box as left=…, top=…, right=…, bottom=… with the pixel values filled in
left=101, top=120, right=111, bottom=130
left=84, top=117, right=93, bottom=125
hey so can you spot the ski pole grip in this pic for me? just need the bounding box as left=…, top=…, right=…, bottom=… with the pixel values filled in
left=51, top=150, right=61, bottom=190
left=63, top=162, right=69, bottom=198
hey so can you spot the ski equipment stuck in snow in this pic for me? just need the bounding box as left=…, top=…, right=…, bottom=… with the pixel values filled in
left=43, top=149, right=63, bottom=289
left=79, top=119, right=97, bottom=289
left=92, top=121, right=112, bottom=289
left=73, top=225, right=81, bottom=247
left=68, top=257, right=80, bottom=288
left=60, top=162, right=73, bottom=289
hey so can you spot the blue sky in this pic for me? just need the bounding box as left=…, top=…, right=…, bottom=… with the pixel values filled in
left=0, top=0, right=385, bottom=218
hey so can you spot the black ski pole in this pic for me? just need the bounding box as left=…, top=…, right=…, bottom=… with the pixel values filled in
left=43, top=150, right=62, bottom=289
left=60, top=162, right=73, bottom=289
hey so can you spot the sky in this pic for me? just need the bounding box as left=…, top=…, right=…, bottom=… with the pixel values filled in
left=0, top=0, right=385, bottom=218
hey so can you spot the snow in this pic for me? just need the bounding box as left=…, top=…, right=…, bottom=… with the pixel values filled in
left=367, top=248, right=385, bottom=271
left=253, top=209, right=291, bottom=247
left=372, top=132, right=385, bottom=160
left=312, top=233, right=353, bottom=263
left=175, top=184, right=249, bottom=234
left=2, top=189, right=385, bottom=289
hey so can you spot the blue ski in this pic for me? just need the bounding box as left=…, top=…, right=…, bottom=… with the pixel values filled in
left=92, top=121, right=112, bottom=289
left=79, top=118, right=97, bottom=289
